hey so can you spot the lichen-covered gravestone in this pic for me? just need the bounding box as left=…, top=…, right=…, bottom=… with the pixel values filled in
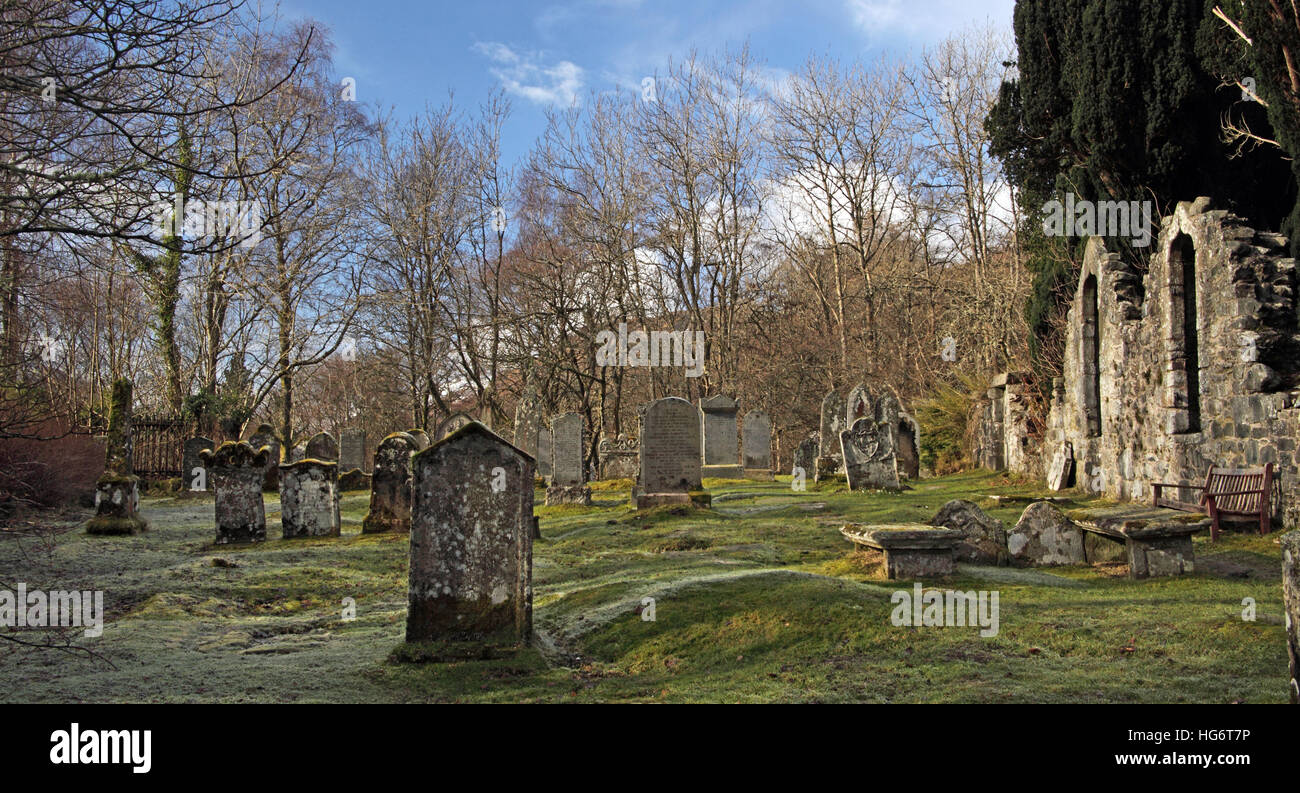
left=339, top=428, right=367, bottom=472
left=1006, top=502, right=1085, bottom=567
left=839, top=417, right=900, bottom=491
left=279, top=459, right=340, bottom=538
left=699, top=395, right=743, bottom=479
left=793, top=434, right=818, bottom=477
left=247, top=423, right=280, bottom=490
left=513, top=388, right=541, bottom=460
left=742, top=409, right=772, bottom=480
left=304, top=431, right=338, bottom=461
left=817, top=390, right=846, bottom=481
left=1046, top=441, right=1075, bottom=491
left=546, top=413, right=591, bottom=506
left=406, top=422, right=534, bottom=648
left=183, top=436, right=214, bottom=493
left=1282, top=530, right=1299, bottom=704
left=407, top=429, right=430, bottom=450
left=86, top=378, right=147, bottom=535
left=435, top=412, right=474, bottom=439
left=200, top=441, right=268, bottom=544
left=598, top=435, right=638, bottom=480
left=636, top=397, right=704, bottom=509
left=846, top=383, right=874, bottom=426
left=537, top=425, right=553, bottom=481
left=362, top=432, right=420, bottom=534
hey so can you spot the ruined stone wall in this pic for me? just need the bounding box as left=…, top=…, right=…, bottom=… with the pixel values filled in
left=972, top=373, right=1041, bottom=476
left=1045, top=198, right=1300, bottom=528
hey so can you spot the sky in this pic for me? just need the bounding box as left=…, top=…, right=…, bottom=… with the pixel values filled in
left=274, top=0, right=1017, bottom=168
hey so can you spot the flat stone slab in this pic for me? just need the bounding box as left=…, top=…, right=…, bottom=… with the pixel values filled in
left=841, top=523, right=962, bottom=579
left=1067, top=505, right=1209, bottom=578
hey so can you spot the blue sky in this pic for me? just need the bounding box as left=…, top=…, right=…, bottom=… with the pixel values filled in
left=277, top=0, right=1016, bottom=168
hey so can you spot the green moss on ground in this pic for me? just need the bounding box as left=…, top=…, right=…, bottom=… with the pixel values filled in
left=0, top=469, right=1289, bottom=702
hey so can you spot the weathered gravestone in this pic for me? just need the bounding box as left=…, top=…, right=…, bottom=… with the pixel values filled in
left=279, top=459, right=340, bottom=538
left=699, top=395, right=743, bottom=479
left=362, top=432, right=420, bottom=534
left=742, top=409, right=773, bottom=480
left=793, top=434, right=819, bottom=478
left=407, top=429, right=430, bottom=450
left=897, top=413, right=922, bottom=480
left=546, top=413, right=591, bottom=506
left=1283, top=530, right=1300, bottom=704
left=817, top=390, right=847, bottom=481
left=406, top=422, right=534, bottom=648
left=304, top=431, right=338, bottom=461
left=1006, top=502, right=1086, bottom=567
left=200, top=441, right=268, bottom=544
left=1046, top=441, right=1075, bottom=491
left=513, top=388, right=541, bottom=460
left=846, top=383, right=875, bottom=426
left=636, top=397, right=705, bottom=510
left=183, top=436, right=214, bottom=493
left=839, top=417, right=900, bottom=491
left=339, top=428, right=367, bottom=472
left=436, top=412, right=474, bottom=438
left=248, top=424, right=280, bottom=490
left=87, top=378, right=147, bottom=535
left=598, top=435, right=639, bottom=480
left=537, top=425, right=553, bottom=481
left=338, top=469, right=371, bottom=491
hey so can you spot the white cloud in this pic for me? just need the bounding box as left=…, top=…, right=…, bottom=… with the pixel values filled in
left=845, top=0, right=1014, bottom=39
left=472, top=41, right=584, bottom=107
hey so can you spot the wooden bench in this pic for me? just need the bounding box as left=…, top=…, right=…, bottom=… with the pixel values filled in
left=840, top=523, right=963, bottom=579
left=1151, top=463, right=1273, bottom=541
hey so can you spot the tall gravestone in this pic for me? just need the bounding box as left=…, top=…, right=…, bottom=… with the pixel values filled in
left=699, top=395, right=743, bottom=479
left=546, top=413, right=591, bottom=506
left=537, top=425, right=553, bottom=481
left=248, top=423, right=280, bottom=490
left=897, top=413, right=922, bottom=480
left=846, top=383, right=874, bottom=426
left=362, top=432, right=420, bottom=534
left=201, top=441, right=268, bottom=543
left=742, top=409, right=773, bottom=480
left=793, top=434, right=819, bottom=477
left=817, top=390, right=846, bottom=481
left=304, top=431, right=338, bottom=461
left=280, top=459, right=340, bottom=538
left=636, top=397, right=705, bottom=510
left=406, top=422, right=534, bottom=648
left=1282, top=530, right=1299, bottom=704
left=339, top=428, right=366, bottom=472
left=840, top=417, right=900, bottom=491
left=183, top=436, right=214, bottom=493
left=87, top=378, right=147, bottom=535
left=513, top=388, right=541, bottom=460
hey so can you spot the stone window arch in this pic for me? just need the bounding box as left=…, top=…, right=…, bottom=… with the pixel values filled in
left=1167, top=233, right=1202, bottom=433
left=1081, top=273, right=1102, bottom=438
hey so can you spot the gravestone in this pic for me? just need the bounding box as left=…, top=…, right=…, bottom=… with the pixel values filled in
left=183, top=436, right=214, bottom=493
left=362, top=432, right=420, bottom=534
left=1282, top=530, right=1300, bottom=704
left=546, top=413, right=591, bottom=506
left=407, top=429, right=430, bottom=450
left=699, top=394, right=743, bottom=479
left=86, top=378, right=147, bottom=535
left=537, top=424, right=553, bottom=481
left=436, top=412, right=474, bottom=438
left=598, top=435, right=639, bottom=480
left=338, top=468, right=371, bottom=491
left=817, top=390, right=846, bottom=481
left=793, top=434, right=819, bottom=477
left=406, top=422, right=534, bottom=647
left=839, top=417, right=900, bottom=491
left=636, top=397, right=704, bottom=509
left=248, top=423, right=280, bottom=490
left=304, top=431, right=338, bottom=461
left=513, top=388, right=541, bottom=460
left=1046, top=442, right=1075, bottom=491
left=279, top=459, right=340, bottom=538
left=201, top=441, right=268, bottom=544
left=339, top=428, right=367, bottom=472
left=846, top=383, right=874, bottom=426
left=742, top=409, right=773, bottom=480
left=897, top=414, right=922, bottom=479
left=1007, top=502, right=1086, bottom=567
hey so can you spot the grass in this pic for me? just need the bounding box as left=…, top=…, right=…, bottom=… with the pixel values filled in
left=0, top=470, right=1290, bottom=703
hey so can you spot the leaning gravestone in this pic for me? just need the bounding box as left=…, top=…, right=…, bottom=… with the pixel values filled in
left=699, top=395, right=743, bottom=479
left=793, top=434, right=819, bottom=477
left=839, top=417, right=900, bottom=491
left=1282, top=530, right=1299, bottom=703
left=636, top=397, right=704, bottom=509
left=183, top=436, right=214, bottom=493
left=546, top=413, right=591, bottom=505
left=436, top=412, right=474, bottom=439
left=339, top=428, right=367, bottom=472
left=406, top=422, right=534, bottom=648
left=86, top=378, right=147, bottom=535
left=304, top=431, right=338, bottom=461
left=362, top=432, right=420, bottom=534
left=817, top=390, right=846, bottom=481
left=1046, top=441, right=1075, bottom=491
left=248, top=423, right=280, bottom=490
left=201, top=441, right=268, bottom=544
left=742, top=409, right=773, bottom=480
left=279, top=459, right=340, bottom=538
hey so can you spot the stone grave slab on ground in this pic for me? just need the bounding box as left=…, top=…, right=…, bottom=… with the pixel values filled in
left=406, top=422, right=534, bottom=648
left=1067, top=502, right=1209, bottom=578
left=200, top=441, right=268, bottom=544
left=362, top=432, right=420, bottom=534
left=279, top=459, right=341, bottom=538
left=699, top=395, right=743, bottom=479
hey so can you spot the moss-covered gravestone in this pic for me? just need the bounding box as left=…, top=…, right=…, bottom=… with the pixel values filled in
left=406, top=428, right=430, bottom=451
left=362, top=432, right=420, bottom=534
left=183, top=436, right=213, bottom=493
left=86, top=378, right=147, bottom=535
left=303, top=431, right=338, bottom=462
left=279, top=459, right=340, bottom=538
left=406, top=422, right=534, bottom=648
left=201, top=442, right=268, bottom=544
left=247, top=423, right=280, bottom=491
